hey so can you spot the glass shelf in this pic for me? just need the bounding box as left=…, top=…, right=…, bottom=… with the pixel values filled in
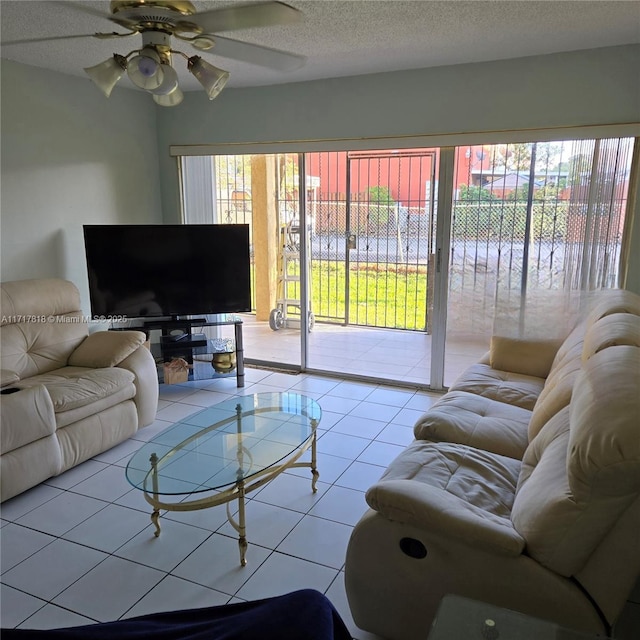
left=145, top=317, right=244, bottom=387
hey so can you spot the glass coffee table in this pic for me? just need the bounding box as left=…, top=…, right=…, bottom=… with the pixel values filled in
left=126, top=392, right=321, bottom=566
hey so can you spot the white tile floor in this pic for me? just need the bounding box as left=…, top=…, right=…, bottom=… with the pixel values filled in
left=240, top=314, right=489, bottom=389
left=1, top=368, right=639, bottom=639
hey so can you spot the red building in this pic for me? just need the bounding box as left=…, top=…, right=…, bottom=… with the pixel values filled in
left=304, top=146, right=494, bottom=206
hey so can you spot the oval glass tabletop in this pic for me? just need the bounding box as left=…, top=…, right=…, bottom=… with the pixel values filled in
left=126, top=392, right=321, bottom=496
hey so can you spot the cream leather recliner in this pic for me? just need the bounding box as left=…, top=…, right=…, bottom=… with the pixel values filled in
left=345, top=289, right=640, bottom=640
left=1, top=278, right=159, bottom=502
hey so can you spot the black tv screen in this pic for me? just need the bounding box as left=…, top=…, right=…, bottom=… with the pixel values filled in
left=83, top=224, right=251, bottom=319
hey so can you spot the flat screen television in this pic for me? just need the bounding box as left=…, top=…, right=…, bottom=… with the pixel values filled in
left=83, top=224, right=251, bottom=319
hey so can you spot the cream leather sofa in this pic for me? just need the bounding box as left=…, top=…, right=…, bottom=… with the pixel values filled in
left=345, top=289, right=640, bottom=640
left=1, top=278, right=159, bottom=502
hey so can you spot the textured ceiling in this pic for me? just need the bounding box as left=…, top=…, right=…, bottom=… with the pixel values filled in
left=1, top=0, right=639, bottom=93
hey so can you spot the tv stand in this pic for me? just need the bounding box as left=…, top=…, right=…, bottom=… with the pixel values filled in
left=144, top=317, right=207, bottom=335
left=142, top=316, right=245, bottom=387
left=160, top=332, right=207, bottom=347
left=163, top=332, right=191, bottom=343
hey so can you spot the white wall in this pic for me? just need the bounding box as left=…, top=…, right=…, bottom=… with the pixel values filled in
left=0, top=60, right=163, bottom=312
left=1, top=45, right=638, bottom=306
left=155, top=44, right=640, bottom=292
left=158, top=45, right=640, bottom=146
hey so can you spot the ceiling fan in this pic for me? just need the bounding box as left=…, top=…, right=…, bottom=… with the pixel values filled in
left=5, top=1, right=305, bottom=106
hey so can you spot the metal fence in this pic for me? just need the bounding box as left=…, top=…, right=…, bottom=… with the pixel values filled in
left=209, top=140, right=632, bottom=335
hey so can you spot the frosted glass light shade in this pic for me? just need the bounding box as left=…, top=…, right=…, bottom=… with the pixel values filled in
left=151, top=64, right=179, bottom=96
left=127, top=47, right=164, bottom=90
left=188, top=56, right=229, bottom=100
left=84, top=54, right=127, bottom=98
left=153, top=86, right=184, bottom=107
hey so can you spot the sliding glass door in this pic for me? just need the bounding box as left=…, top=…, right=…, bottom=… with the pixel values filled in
left=178, top=136, right=635, bottom=390
left=304, top=149, right=438, bottom=384
left=181, top=153, right=305, bottom=370
left=442, top=138, right=635, bottom=386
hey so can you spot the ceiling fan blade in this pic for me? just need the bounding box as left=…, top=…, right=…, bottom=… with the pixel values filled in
left=188, top=1, right=302, bottom=34
left=207, top=34, right=305, bottom=71
left=52, top=0, right=112, bottom=21
left=52, top=1, right=138, bottom=30
left=1, top=33, right=99, bottom=46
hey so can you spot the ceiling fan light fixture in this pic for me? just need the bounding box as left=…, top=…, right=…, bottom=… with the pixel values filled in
left=84, top=54, right=128, bottom=98
left=188, top=55, right=229, bottom=100
left=127, top=46, right=164, bottom=90
left=151, top=63, right=179, bottom=95
left=153, top=86, right=184, bottom=107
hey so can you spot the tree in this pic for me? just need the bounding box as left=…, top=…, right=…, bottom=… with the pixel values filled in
left=368, top=185, right=395, bottom=206
left=215, top=154, right=252, bottom=194
left=505, top=185, right=532, bottom=201
left=492, top=143, right=532, bottom=171
left=534, top=141, right=564, bottom=168
left=457, top=184, right=496, bottom=201
left=567, top=153, right=593, bottom=187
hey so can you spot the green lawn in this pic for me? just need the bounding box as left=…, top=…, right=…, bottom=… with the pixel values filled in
left=278, top=260, right=429, bottom=331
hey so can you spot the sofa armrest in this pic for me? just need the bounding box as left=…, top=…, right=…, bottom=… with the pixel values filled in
left=490, top=336, right=562, bottom=379
left=68, top=330, right=146, bottom=368
left=366, top=479, right=525, bottom=556
left=117, top=346, right=159, bottom=428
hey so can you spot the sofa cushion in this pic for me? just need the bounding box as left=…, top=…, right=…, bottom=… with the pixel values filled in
left=57, top=401, right=139, bottom=471
left=375, top=440, right=521, bottom=520
left=0, top=385, right=56, bottom=454
left=54, top=384, right=138, bottom=429
left=366, top=440, right=524, bottom=555
left=1, top=319, right=88, bottom=379
left=1, top=369, right=19, bottom=387
left=1, top=435, right=62, bottom=503
left=568, top=345, right=640, bottom=501
left=547, top=320, right=586, bottom=376
left=529, top=313, right=640, bottom=443
left=1, top=278, right=82, bottom=325
left=582, top=313, right=640, bottom=362
left=515, top=406, right=570, bottom=493
left=414, top=390, right=531, bottom=459
left=585, top=288, right=640, bottom=327
left=508, top=409, right=578, bottom=576
left=527, top=357, right=582, bottom=441
left=512, top=346, right=640, bottom=577
left=68, top=330, right=146, bottom=368
left=489, top=336, right=562, bottom=379
left=449, top=363, right=545, bottom=411
left=1, top=278, right=89, bottom=378
left=17, top=366, right=135, bottom=412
